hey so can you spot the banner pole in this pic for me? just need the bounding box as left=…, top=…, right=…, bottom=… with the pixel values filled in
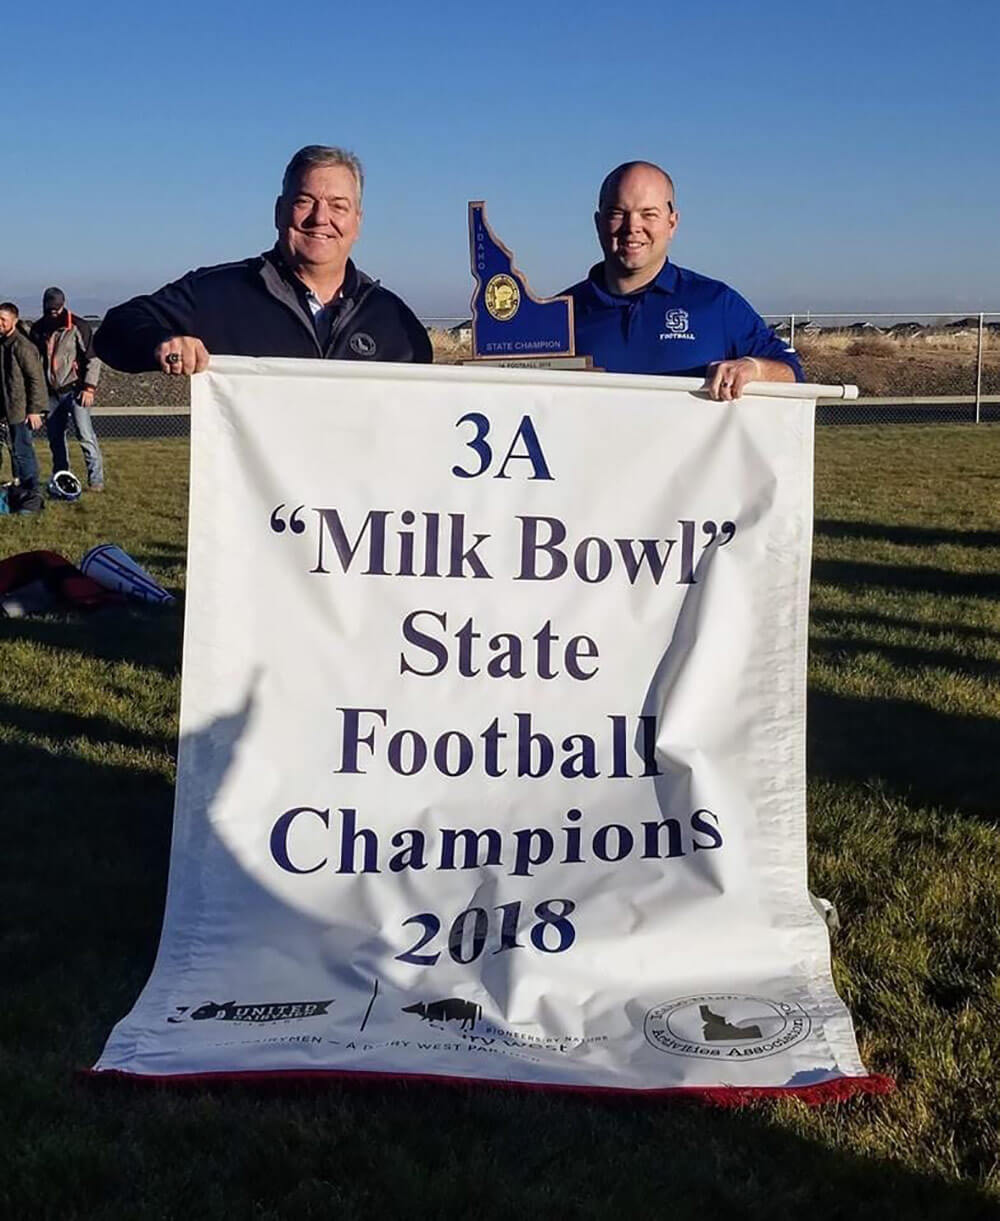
left=200, top=356, right=858, bottom=403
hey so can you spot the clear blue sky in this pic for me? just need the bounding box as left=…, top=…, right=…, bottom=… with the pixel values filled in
left=3, top=0, right=997, bottom=319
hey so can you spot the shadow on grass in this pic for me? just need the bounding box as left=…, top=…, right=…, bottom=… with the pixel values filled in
left=2, top=719, right=996, bottom=1217
left=810, top=635, right=1000, bottom=682
left=138, top=538, right=186, bottom=556
left=131, top=554, right=186, bottom=574
left=808, top=688, right=999, bottom=819
left=0, top=698, right=174, bottom=754
left=816, top=519, right=1000, bottom=549
left=813, top=557, right=999, bottom=600
left=812, top=607, right=1000, bottom=644
left=0, top=736, right=174, bottom=1057
left=0, top=603, right=182, bottom=677
left=59, top=1071, right=994, bottom=1220
left=131, top=537, right=187, bottom=572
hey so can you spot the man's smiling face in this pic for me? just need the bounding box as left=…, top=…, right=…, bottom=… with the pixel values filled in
left=596, top=164, right=678, bottom=289
left=275, top=163, right=362, bottom=274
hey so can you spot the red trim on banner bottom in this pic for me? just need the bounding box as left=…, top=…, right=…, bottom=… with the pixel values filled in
left=81, top=1067, right=894, bottom=1106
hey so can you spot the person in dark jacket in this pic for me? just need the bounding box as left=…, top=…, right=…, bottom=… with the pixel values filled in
left=95, top=145, right=432, bottom=375
left=29, top=288, right=105, bottom=490
left=0, top=303, right=45, bottom=492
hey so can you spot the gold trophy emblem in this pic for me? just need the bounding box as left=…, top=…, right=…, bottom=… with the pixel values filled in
left=484, top=274, right=520, bottom=321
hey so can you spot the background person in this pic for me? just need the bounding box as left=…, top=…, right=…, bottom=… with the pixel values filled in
left=29, top=288, right=105, bottom=490
left=565, top=161, right=803, bottom=399
left=95, top=145, right=432, bottom=375
left=0, top=302, right=45, bottom=495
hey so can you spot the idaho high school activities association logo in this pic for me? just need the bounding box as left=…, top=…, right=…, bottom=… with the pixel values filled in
left=484, top=274, right=520, bottom=321
left=644, top=995, right=811, bottom=1060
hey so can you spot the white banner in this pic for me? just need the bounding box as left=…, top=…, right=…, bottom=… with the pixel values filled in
left=94, top=357, right=883, bottom=1099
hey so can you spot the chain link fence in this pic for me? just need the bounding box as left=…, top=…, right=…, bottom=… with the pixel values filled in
left=70, top=311, right=1000, bottom=440
left=766, top=313, right=1000, bottom=425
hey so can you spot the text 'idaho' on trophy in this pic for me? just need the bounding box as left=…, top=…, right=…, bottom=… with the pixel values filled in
left=465, top=202, right=592, bottom=369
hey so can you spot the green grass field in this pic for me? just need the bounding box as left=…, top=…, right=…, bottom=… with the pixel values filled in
left=2, top=427, right=999, bottom=1220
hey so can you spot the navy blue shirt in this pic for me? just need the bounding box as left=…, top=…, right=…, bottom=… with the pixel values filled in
left=564, top=261, right=803, bottom=380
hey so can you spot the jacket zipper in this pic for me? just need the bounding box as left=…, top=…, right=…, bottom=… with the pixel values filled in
left=324, top=281, right=378, bottom=358
left=260, top=257, right=378, bottom=358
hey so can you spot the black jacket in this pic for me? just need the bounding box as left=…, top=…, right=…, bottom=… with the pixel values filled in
left=95, top=249, right=432, bottom=372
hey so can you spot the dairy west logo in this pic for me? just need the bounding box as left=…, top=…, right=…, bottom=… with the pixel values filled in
left=401, top=997, right=482, bottom=1031
left=643, top=994, right=810, bottom=1060
left=659, top=308, right=695, bottom=342
left=349, top=332, right=377, bottom=357
left=168, top=999, right=334, bottom=1024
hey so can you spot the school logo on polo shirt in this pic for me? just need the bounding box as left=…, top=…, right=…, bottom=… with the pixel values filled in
left=660, top=307, right=696, bottom=342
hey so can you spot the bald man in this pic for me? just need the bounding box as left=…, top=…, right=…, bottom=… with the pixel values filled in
left=564, top=161, right=802, bottom=399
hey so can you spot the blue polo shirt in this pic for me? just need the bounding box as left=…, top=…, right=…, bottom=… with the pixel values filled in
left=564, top=261, right=803, bottom=380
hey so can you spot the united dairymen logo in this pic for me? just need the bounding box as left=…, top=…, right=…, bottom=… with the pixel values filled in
left=643, top=995, right=811, bottom=1060
left=168, top=999, right=334, bottom=1024
left=660, top=307, right=696, bottom=341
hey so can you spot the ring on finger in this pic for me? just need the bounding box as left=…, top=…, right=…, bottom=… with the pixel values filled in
left=165, top=353, right=182, bottom=366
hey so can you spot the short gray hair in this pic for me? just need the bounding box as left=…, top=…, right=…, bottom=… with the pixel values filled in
left=281, top=145, right=364, bottom=207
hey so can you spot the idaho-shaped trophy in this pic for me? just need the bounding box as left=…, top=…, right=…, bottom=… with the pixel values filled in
left=466, top=202, right=592, bottom=368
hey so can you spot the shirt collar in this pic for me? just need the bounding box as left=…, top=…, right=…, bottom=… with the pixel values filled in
left=267, top=245, right=360, bottom=305
left=588, top=258, right=679, bottom=302
left=650, top=260, right=679, bottom=293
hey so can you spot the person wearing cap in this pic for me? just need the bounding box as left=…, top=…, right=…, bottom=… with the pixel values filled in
left=0, top=303, right=45, bottom=495
left=29, top=288, right=105, bottom=491
left=564, top=161, right=803, bottom=398
left=95, top=145, right=431, bottom=376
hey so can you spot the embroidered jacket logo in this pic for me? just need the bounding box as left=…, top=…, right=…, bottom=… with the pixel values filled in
left=350, top=332, right=377, bottom=357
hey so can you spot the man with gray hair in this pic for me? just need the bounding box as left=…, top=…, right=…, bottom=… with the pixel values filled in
left=96, top=145, right=431, bottom=373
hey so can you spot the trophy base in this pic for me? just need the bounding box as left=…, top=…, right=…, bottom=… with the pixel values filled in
left=457, top=355, right=595, bottom=371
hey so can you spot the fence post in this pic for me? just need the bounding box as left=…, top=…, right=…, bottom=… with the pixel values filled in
left=976, top=313, right=985, bottom=424
left=790, top=313, right=796, bottom=350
